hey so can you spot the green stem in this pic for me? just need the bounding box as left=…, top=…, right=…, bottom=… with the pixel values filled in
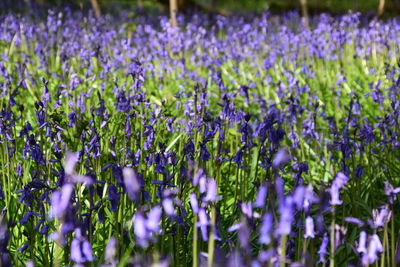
left=208, top=206, right=216, bottom=267
left=391, top=209, right=395, bottom=267
left=280, top=234, right=287, bottom=267
left=330, top=208, right=335, bottom=267
left=192, top=213, right=198, bottom=267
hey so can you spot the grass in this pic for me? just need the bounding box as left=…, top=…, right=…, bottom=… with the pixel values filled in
left=0, top=9, right=399, bottom=266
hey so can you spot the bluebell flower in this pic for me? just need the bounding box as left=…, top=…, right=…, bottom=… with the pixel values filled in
left=134, top=206, right=162, bottom=248
left=122, top=167, right=140, bottom=202
left=272, top=148, right=290, bottom=170
left=199, top=142, right=210, bottom=161
left=293, top=186, right=305, bottom=210
left=107, top=184, right=119, bottom=212
left=162, top=198, right=175, bottom=216
left=372, top=206, right=390, bottom=228
left=18, top=244, right=29, bottom=253
left=357, top=231, right=367, bottom=254
left=190, top=193, right=199, bottom=213
left=70, top=228, right=94, bottom=263
left=277, top=196, right=293, bottom=236
left=184, top=139, right=195, bottom=160
left=103, top=237, right=117, bottom=266
left=64, top=152, right=93, bottom=184
left=318, top=234, right=329, bottom=263
left=238, top=219, right=250, bottom=248
left=203, top=178, right=218, bottom=203
left=345, top=217, right=364, bottom=227
left=362, top=234, right=383, bottom=265
left=329, top=172, right=349, bottom=206
left=254, top=185, right=267, bottom=208
left=50, top=183, right=73, bottom=219
left=133, top=212, right=147, bottom=246
left=241, top=202, right=253, bottom=218
left=228, top=223, right=242, bottom=233
left=20, top=211, right=41, bottom=225
left=233, top=148, right=243, bottom=168
left=384, top=181, right=400, bottom=204
left=259, top=213, right=273, bottom=245
left=304, top=216, right=315, bottom=238
left=197, top=208, right=209, bottom=241
left=354, top=165, right=364, bottom=178
left=329, top=184, right=343, bottom=205
left=192, top=168, right=205, bottom=187
left=146, top=206, right=162, bottom=233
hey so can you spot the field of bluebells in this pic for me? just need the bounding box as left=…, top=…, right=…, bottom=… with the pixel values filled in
left=0, top=9, right=399, bottom=267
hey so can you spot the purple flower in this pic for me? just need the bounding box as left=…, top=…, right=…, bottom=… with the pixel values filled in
left=197, top=208, right=209, bottom=241
left=134, top=212, right=148, bottom=245
left=192, top=168, right=205, bottom=186
left=354, top=165, right=364, bottom=178
left=254, top=185, right=267, bottom=208
left=384, top=181, right=400, bottom=204
left=20, top=211, right=41, bottom=225
left=333, top=172, right=349, bottom=188
left=18, top=244, right=28, bottom=252
left=293, top=186, right=305, bottom=210
left=233, top=148, right=243, bottom=168
left=318, top=234, right=329, bottom=263
left=50, top=183, right=73, bottom=219
left=259, top=213, right=273, bottom=245
left=357, top=231, right=367, bottom=254
left=64, top=152, right=93, bottom=184
left=362, top=234, right=383, bottom=265
left=329, top=184, right=343, bottom=205
left=122, top=168, right=140, bottom=201
left=203, top=178, right=218, bottom=203
left=345, top=217, right=364, bottom=227
left=65, top=152, right=79, bottom=175
left=70, top=228, right=94, bottom=263
left=241, top=202, right=253, bottom=218
left=238, top=219, right=250, bottom=248
left=272, top=148, right=290, bottom=169
left=329, top=172, right=349, bottom=206
left=303, top=185, right=318, bottom=211
left=304, top=216, right=315, bottom=238
left=107, top=185, right=119, bottom=212
left=228, top=223, right=242, bottom=232
left=15, top=164, right=23, bottom=177
left=133, top=206, right=162, bottom=248
left=277, top=196, right=293, bottom=236
left=200, top=142, right=210, bottom=161
left=372, top=206, right=391, bottom=228
left=162, top=198, right=175, bottom=216
left=146, top=206, right=162, bottom=232
left=104, top=237, right=117, bottom=265
left=190, top=193, right=199, bottom=213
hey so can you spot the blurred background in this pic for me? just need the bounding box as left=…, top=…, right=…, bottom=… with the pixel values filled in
left=0, top=0, right=399, bottom=17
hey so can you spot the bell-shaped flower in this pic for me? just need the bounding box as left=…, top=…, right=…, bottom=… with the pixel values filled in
left=304, top=216, right=315, bottom=238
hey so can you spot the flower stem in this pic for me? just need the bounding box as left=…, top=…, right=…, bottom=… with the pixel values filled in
left=192, top=212, right=198, bottom=267
left=280, top=234, right=287, bottom=267
left=330, top=208, right=335, bottom=267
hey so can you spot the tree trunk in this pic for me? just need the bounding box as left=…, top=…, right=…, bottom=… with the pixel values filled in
left=138, top=0, right=144, bottom=9
left=299, top=0, right=309, bottom=28
left=156, top=0, right=231, bottom=16
left=377, top=0, right=385, bottom=17
left=170, top=0, right=178, bottom=27
left=90, top=0, right=101, bottom=19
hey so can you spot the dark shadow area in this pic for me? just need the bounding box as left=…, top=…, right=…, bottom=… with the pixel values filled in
left=1, top=0, right=400, bottom=17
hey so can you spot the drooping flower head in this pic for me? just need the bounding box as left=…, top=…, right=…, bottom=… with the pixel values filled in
left=329, top=172, right=349, bottom=205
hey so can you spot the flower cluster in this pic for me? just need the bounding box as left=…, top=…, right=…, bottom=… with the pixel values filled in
left=0, top=8, right=399, bottom=267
